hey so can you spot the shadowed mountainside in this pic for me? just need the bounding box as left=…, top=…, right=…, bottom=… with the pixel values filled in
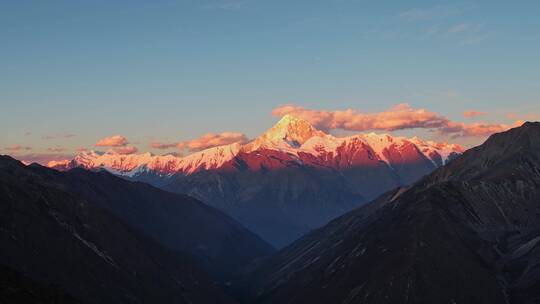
left=0, top=155, right=239, bottom=303
left=59, top=167, right=274, bottom=280
left=241, top=122, right=540, bottom=304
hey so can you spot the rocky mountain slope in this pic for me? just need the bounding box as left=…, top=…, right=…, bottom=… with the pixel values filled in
left=241, top=122, right=540, bottom=304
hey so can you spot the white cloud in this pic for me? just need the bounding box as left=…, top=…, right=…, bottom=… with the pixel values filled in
left=448, top=23, right=471, bottom=34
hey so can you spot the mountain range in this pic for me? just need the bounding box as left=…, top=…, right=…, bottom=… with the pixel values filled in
left=50, top=115, right=464, bottom=247
left=3, top=121, right=540, bottom=303
left=239, top=122, right=540, bottom=304
left=0, top=155, right=272, bottom=303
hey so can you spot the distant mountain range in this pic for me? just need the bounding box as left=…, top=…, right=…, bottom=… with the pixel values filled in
left=0, top=156, right=272, bottom=303
left=3, top=121, right=540, bottom=304
left=240, top=122, right=540, bottom=304
left=50, top=115, right=464, bottom=247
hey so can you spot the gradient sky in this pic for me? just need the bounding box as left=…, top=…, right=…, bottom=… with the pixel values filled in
left=2, top=0, right=539, bottom=163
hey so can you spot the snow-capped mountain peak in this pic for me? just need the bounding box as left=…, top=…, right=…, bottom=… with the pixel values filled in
left=244, top=114, right=326, bottom=151
left=49, top=116, right=465, bottom=178
left=269, top=114, right=325, bottom=144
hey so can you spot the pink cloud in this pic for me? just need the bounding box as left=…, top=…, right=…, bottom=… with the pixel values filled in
left=463, top=110, right=486, bottom=118
left=506, top=112, right=519, bottom=120
left=42, top=134, right=76, bottom=140
left=272, top=103, right=447, bottom=132
left=150, top=141, right=179, bottom=150
left=187, top=132, right=248, bottom=152
left=96, top=135, right=129, bottom=147
left=442, top=121, right=524, bottom=138
left=272, top=103, right=523, bottom=138
left=109, top=146, right=138, bottom=155
left=47, top=147, right=65, bottom=153
left=4, top=145, right=32, bottom=152
left=506, top=112, right=539, bottom=121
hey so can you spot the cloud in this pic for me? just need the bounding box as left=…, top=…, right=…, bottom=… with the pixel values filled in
left=150, top=141, right=186, bottom=153
left=399, top=8, right=431, bottom=22
left=96, top=135, right=129, bottom=147
left=446, top=90, right=459, bottom=98
left=506, top=112, right=539, bottom=121
left=272, top=103, right=447, bottom=132
left=394, top=5, right=490, bottom=46
left=202, top=0, right=249, bottom=10
left=272, top=103, right=522, bottom=138
left=150, top=141, right=179, bottom=150
left=186, top=132, right=248, bottom=152
left=463, top=110, right=486, bottom=118
left=447, top=23, right=492, bottom=46
left=24, top=132, right=32, bottom=136
left=42, top=134, right=76, bottom=140
left=108, top=146, right=138, bottom=155
left=461, top=33, right=491, bottom=46
left=441, top=120, right=523, bottom=138
left=398, top=5, right=467, bottom=22
left=448, top=23, right=471, bottom=34
left=47, top=147, right=66, bottom=153
left=4, top=145, right=32, bottom=152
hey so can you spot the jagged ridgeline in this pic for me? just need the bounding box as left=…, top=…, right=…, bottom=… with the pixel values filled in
left=51, top=115, right=463, bottom=247
left=240, top=122, right=540, bottom=304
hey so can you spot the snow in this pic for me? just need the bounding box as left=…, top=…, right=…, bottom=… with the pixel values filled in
left=409, top=137, right=465, bottom=164
left=47, top=159, right=71, bottom=168
left=243, top=114, right=326, bottom=152
left=53, top=115, right=464, bottom=176
left=69, top=143, right=241, bottom=176
left=73, top=231, right=118, bottom=268
left=175, top=142, right=241, bottom=174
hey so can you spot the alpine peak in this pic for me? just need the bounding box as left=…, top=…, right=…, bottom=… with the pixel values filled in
left=244, top=114, right=326, bottom=151
left=48, top=116, right=465, bottom=180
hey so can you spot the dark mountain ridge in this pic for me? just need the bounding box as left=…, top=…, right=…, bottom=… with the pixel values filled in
left=0, top=155, right=237, bottom=303
left=57, top=167, right=274, bottom=280
left=241, top=122, right=540, bottom=304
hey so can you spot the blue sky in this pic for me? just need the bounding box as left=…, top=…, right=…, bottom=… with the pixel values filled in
left=1, top=0, right=539, bottom=162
